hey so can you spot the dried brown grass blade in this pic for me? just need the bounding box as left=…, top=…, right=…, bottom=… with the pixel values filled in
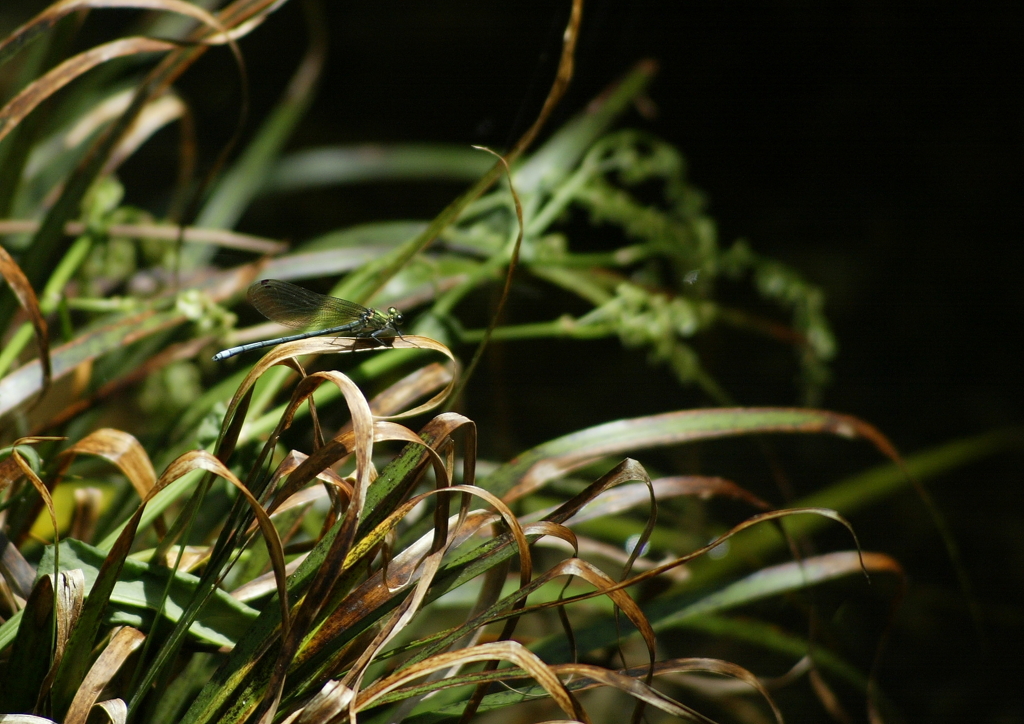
left=63, top=626, right=145, bottom=724
left=506, top=0, right=583, bottom=161
left=0, top=245, right=50, bottom=398
left=10, top=439, right=61, bottom=547
left=0, top=0, right=229, bottom=69
left=556, top=659, right=780, bottom=724
left=564, top=475, right=772, bottom=526
left=54, top=429, right=164, bottom=537
left=0, top=38, right=178, bottom=147
left=356, top=641, right=588, bottom=722
left=248, top=367, right=385, bottom=723
left=0, top=219, right=286, bottom=254
left=68, top=487, right=103, bottom=542
left=57, top=429, right=157, bottom=500
left=504, top=407, right=908, bottom=501
left=34, top=569, right=86, bottom=712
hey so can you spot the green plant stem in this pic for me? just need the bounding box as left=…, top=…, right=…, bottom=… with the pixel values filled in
left=529, top=265, right=615, bottom=306
left=524, top=158, right=608, bottom=237
left=551, top=245, right=654, bottom=267
left=0, top=325, right=34, bottom=379
left=457, top=318, right=614, bottom=343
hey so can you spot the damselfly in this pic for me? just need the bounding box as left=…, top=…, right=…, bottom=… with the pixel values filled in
left=212, top=279, right=403, bottom=361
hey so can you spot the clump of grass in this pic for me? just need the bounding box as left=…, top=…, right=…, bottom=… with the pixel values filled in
left=2, top=346, right=902, bottom=723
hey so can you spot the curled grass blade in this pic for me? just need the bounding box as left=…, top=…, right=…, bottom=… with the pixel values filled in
left=0, top=38, right=178, bottom=148
left=484, top=407, right=906, bottom=501
left=8, top=428, right=165, bottom=552
left=54, top=428, right=158, bottom=515
left=0, top=246, right=50, bottom=394
left=181, top=416, right=477, bottom=724
left=0, top=0, right=231, bottom=71
left=530, top=550, right=901, bottom=668
left=216, top=335, right=457, bottom=450
left=9, top=439, right=61, bottom=554
left=63, top=626, right=145, bottom=724
left=355, top=640, right=587, bottom=722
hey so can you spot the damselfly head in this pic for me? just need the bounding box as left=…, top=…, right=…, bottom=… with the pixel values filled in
left=387, top=307, right=403, bottom=325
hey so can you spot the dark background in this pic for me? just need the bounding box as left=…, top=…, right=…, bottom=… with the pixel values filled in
left=4, top=0, right=1023, bottom=721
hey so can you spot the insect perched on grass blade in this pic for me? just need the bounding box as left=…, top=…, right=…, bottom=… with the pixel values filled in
left=212, top=279, right=404, bottom=361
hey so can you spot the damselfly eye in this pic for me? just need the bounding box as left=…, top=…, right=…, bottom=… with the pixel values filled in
left=389, top=307, right=403, bottom=324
